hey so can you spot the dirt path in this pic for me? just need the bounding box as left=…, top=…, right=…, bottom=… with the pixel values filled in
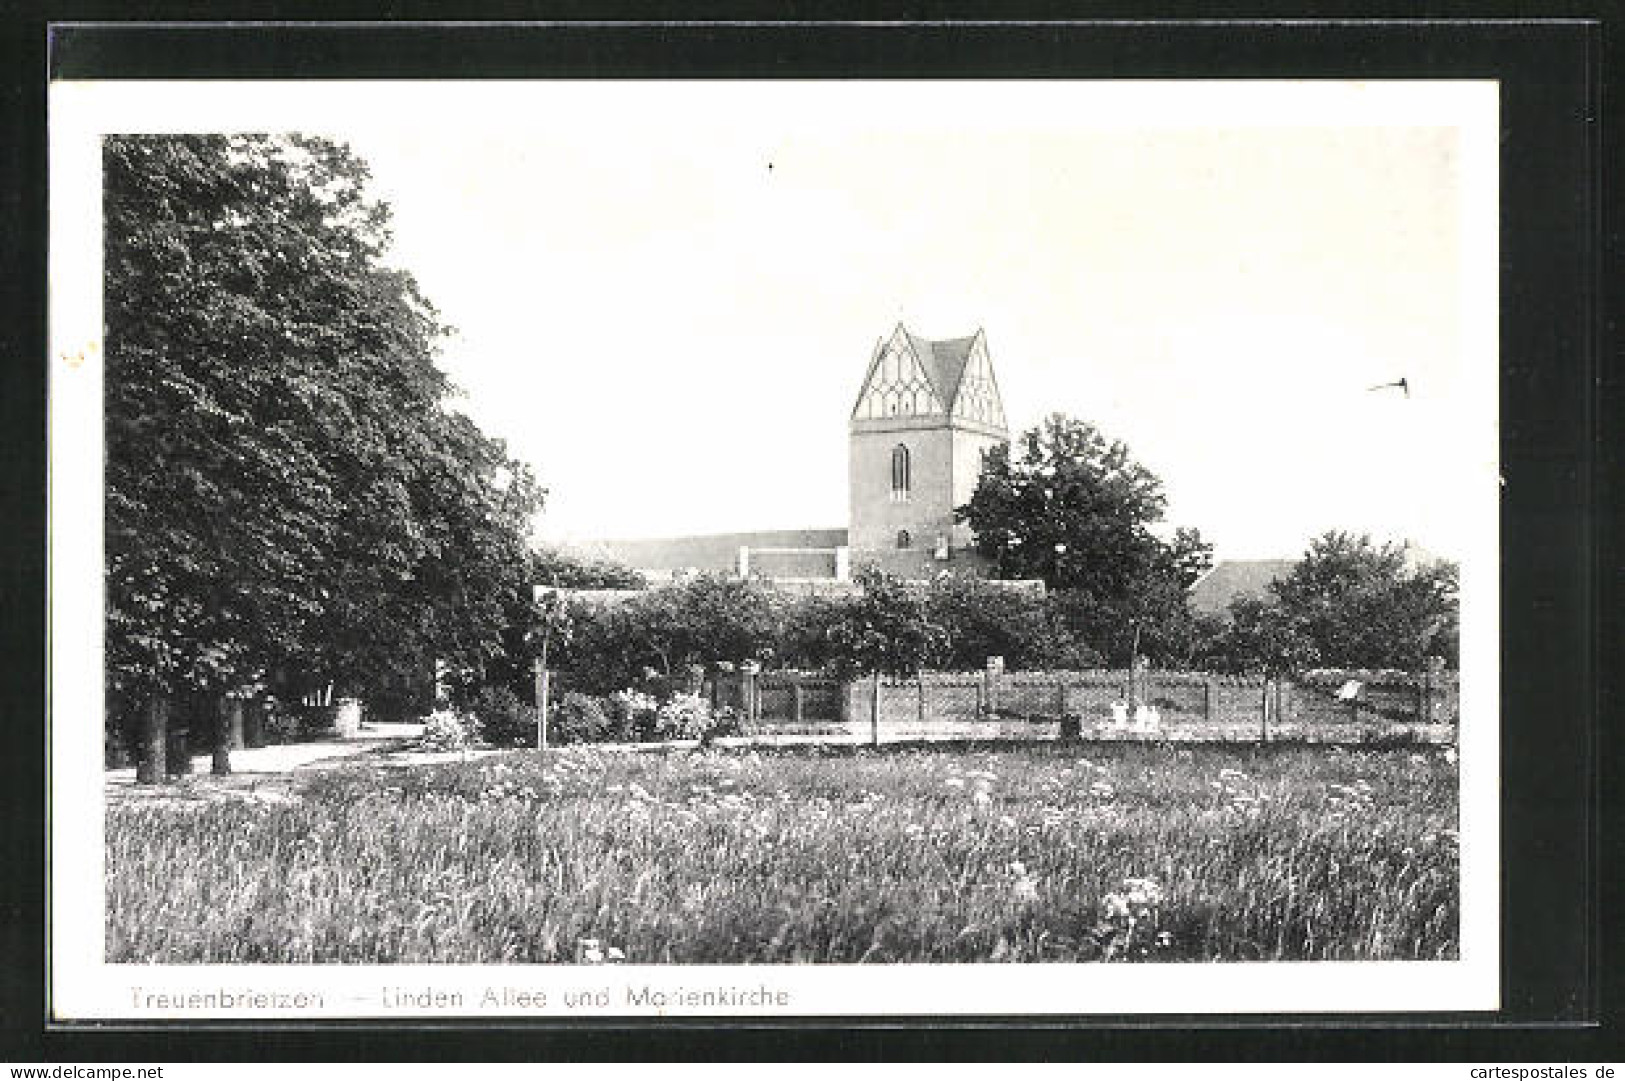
left=104, top=723, right=425, bottom=805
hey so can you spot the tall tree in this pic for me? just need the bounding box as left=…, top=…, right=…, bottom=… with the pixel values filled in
left=1198, top=532, right=1459, bottom=673
left=1266, top=531, right=1458, bottom=670
left=957, top=413, right=1212, bottom=666
left=105, top=134, right=541, bottom=777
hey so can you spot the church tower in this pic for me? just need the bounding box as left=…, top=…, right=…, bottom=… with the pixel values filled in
left=848, top=324, right=1009, bottom=574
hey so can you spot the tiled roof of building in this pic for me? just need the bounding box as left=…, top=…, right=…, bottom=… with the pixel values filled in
left=1187, top=559, right=1296, bottom=616
left=748, top=549, right=841, bottom=580
left=904, top=329, right=979, bottom=408
left=579, top=529, right=849, bottom=573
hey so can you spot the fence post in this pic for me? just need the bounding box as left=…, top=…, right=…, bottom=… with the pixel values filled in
left=535, top=664, right=550, bottom=752
left=917, top=672, right=927, bottom=728
left=1417, top=670, right=1430, bottom=724
left=1260, top=679, right=1271, bottom=744
left=740, top=664, right=760, bottom=724
left=871, top=672, right=882, bottom=747
left=1059, top=681, right=1081, bottom=741
left=1204, top=679, right=1216, bottom=723
left=792, top=679, right=804, bottom=725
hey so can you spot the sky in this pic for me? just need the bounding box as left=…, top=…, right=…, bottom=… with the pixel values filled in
left=310, top=83, right=1496, bottom=562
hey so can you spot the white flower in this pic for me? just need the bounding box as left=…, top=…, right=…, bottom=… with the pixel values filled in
left=972, top=790, right=993, bottom=807
left=944, top=777, right=965, bottom=788
left=1123, top=877, right=1164, bottom=908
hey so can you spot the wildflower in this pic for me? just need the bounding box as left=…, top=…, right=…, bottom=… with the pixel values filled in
left=972, top=790, right=993, bottom=807
left=1123, top=877, right=1163, bottom=908
left=1101, top=893, right=1130, bottom=920
left=1443, top=747, right=1458, bottom=765
left=944, top=777, right=965, bottom=788
left=607, top=946, right=626, bottom=963
left=999, top=815, right=1018, bottom=829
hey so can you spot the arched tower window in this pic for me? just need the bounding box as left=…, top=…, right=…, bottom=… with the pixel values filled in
left=890, top=444, right=911, bottom=503
left=897, top=530, right=912, bottom=549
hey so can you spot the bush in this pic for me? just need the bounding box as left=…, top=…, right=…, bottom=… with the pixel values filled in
left=468, top=684, right=534, bottom=747
left=709, top=705, right=743, bottom=740
left=654, top=692, right=715, bottom=741
left=551, top=692, right=613, bottom=745
left=606, top=689, right=659, bottom=742
left=420, top=709, right=478, bottom=751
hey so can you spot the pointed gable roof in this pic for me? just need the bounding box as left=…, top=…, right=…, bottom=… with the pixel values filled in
left=904, top=329, right=980, bottom=408
left=851, top=324, right=1005, bottom=429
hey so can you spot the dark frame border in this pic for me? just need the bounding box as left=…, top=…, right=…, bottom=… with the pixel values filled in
left=4, top=13, right=1612, bottom=1063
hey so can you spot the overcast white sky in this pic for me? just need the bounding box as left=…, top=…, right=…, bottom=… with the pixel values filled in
left=325, top=83, right=1494, bottom=562
left=88, top=80, right=1496, bottom=562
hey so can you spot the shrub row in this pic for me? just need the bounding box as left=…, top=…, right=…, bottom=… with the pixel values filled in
left=431, top=684, right=740, bottom=749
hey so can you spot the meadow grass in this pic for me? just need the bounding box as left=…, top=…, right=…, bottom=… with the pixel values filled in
left=105, top=742, right=1458, bottom=964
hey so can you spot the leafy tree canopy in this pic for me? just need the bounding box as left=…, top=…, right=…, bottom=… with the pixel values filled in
left=957, top=413, right=1212, bottom=666
left=1200, top=531, right=1459, bottom=673
left=532, top=548, right=647, bottom=591
left=105, top=134, right=541, bottom=714
left=821, top=567, right=946, bottom=679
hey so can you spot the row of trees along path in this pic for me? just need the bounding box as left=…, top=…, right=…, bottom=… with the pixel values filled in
left=106, top=135, right=543, bottom=782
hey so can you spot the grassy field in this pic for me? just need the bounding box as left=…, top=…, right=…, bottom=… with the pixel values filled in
left=105, top=742, right=1458, bottom=964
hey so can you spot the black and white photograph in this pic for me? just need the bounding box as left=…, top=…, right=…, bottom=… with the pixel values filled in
left=47, top=76, right=1501, bottom=1019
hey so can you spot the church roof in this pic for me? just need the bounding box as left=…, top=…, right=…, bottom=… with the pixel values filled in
left=852, top=324, right=1003, bottom=427
left=904, top=330, right=980, bottom=408
left=1188, top=559, right=1297, bottom=616
left=579, top=529, right=849, bottom=574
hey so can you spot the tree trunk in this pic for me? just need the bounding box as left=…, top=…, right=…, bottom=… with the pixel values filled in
left=136, top=694, right=168, bottom=785
left=228, top=696, right=246, bottom=751
left=212, top=696, right=233, bottom=776
left=243, top=698, right=265, bottom=748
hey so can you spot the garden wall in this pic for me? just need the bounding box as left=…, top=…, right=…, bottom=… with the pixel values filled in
left=713, top=666, right=1459, bottom=744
